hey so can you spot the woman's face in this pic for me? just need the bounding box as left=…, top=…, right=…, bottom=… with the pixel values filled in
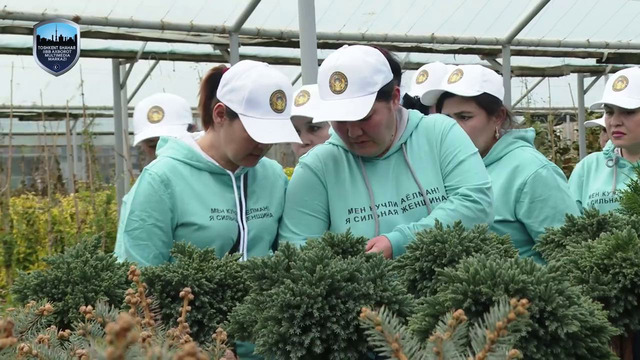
left=331, top=87, right=401, bottom=158
left=214, top=104, right=272, bottom=169
left=604, top=104, right=640, bottom=151
left=441, top=95, right=503, bottom=157
left=291, top=118, right=330, bottom=158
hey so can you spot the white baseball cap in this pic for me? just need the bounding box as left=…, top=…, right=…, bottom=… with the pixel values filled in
left=407, top=62, right=454, bottom=98
left=585, top=117, right=605, bottom=128
left=313, top=45, right=394, bottom=123
left=421, top=65, right=505, bottom=106
left=217, top=60, right=301, bottom=144
left=133, top=93, right=193, bottom=146
left=291, top=84, right=322, bottom=120
left=590, top=67, right=640, bottom=111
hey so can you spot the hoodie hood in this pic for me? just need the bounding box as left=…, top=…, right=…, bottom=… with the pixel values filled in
left=483, top=128, right=536, bottom=167
left=155, top=135, right=249, bottom=176
left=326, top=107, right=419, bottom=160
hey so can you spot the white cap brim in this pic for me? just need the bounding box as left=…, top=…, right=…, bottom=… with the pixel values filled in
left=312, top=93, right=376, bottom=123
left=239, top=114, right=302, bottom=144
left=134, top=124, right=190, bottom=146
left=590, top=96, right=640, bottom=110
left=421, top=87, right=484, bottom=107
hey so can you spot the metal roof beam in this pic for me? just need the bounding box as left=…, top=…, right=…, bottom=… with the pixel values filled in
left=230, top=0, right=261, bottom=33
left=504, top=0, right=550, bottom=44
left=4, top=9, right=640, bottom=50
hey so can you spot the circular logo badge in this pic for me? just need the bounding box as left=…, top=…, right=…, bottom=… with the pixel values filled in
left=612, top=75, right=629, bottom=92
left=415, top=70, right=429, bottom=85
left=269, top=90, right=287, bottom=114
left=447, top=68, right=464, bottom=84
left=329, top=71, right=348, bottom=95
left=294, top=90, right=311, bottom=107
left=147, top=106, right=165, bottom=124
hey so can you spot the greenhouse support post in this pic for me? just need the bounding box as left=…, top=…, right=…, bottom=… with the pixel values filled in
left=112, top=59, right=126, bottom=213
left=298, top=0, right=319, bottom=85
left=502, top=45, right=512, bottom=109
left=578, top=74, right=587, bottom=159
left=120, top=63, right=131, bottom=193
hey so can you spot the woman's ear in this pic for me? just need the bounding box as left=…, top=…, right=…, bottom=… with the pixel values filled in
left=212, top=102, right=227, bottom=125
left=494, top=106, right=508, bottom=128
left=391, top=86, right=402, bottom=107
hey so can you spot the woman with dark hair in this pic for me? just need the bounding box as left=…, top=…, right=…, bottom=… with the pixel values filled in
left=279, top=45, right=494, bottom=259
left=422, top=64, right=579, bottom=263
left=115, top=60, right=300, bottom=267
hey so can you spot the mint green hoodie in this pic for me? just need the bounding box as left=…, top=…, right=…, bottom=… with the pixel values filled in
left=483, top=128, right=580, bottom=264
left=569, top=140, right=638, bottom=213
left=114, top=135, right=288, bottom=266
left=278, top=109, right=494, bottom=257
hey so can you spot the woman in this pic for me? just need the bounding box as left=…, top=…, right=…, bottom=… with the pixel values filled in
left=290, top=84, right=330, bottom=158
left=570, top=67, right=640, bottom=214
left=278, top=45, right=494, bottom=259
left=420, top=64, right=580, bottom=264
left=115, top=60, right=301, bottom=266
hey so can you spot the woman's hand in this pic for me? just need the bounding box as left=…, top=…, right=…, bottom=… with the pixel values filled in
left=365, top=236, right=392, bottom=259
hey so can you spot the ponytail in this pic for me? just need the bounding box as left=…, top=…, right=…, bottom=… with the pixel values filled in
left=198, top=65, right=238, bottom=131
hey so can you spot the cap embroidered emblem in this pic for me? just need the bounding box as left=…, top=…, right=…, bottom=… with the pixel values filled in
left=294, top=90, right=311, bottom=107
left=416, top=70, right=429, bottom=84
left=447, top=68, right=464, bottom=84
left=612, top=75, right=629, bottom=92
left=147, top=106, right=165, bottom=124
left=329, top=71, right=348, bottom=95
left=269, top=90, right=287, bottom=114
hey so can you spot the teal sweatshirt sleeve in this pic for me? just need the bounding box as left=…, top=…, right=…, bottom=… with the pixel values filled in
left=278, top=160, right=329, bottom=247
left=114, top=169, right=175, bottom=266
left=568, top=160, right=586, bottom=212
left=384, top=121, right=494, bottom=257
left=516, top=164, right=580, bottom=242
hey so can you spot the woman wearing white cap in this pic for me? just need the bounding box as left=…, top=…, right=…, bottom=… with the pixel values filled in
left=115, top=60, right=301, bottom=267
left=402, top=62, right=454, bottom=115
left=570, top=67, right=640, bottom=213
left=290, top=84, right=330, bottom=158
left=279, top=45, right=493, bottom=259
left=132, top=93, right=196, bottom=164
left=421, top=64, right=579, bottom=264
left=584, top=116, right=609, bottom=150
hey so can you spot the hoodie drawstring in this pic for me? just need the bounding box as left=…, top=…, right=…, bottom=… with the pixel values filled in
left=358, top=157, right=380, bottom=236
left=607, top=148, right=621, bottom=195
left=239, top=174, right=249, bottom=261
left=357, top=143, right=431, bottom=237
left=402, top=144, right=432, bottom=215
left=229, top=172, right=248, bottom=261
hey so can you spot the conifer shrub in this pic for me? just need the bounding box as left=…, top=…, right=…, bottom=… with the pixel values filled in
left=618, top=164, right=640, bottom=218
left=551, top=228, right=640, bottom=333
left=410, top=256, right=617, bottom=360
left=11, top=237, right=130, bottom=330
left=228, top=231, right=414, bottom=360
left=393, top=221, right=518, bottom=299
left=535, top=208, right=640, bottom=263
left=140, top=242, right=250, bottom=344
left=362, top=297, right=531, bottom=360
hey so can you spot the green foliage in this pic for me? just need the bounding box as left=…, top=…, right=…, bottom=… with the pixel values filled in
left=410, top=256, right=617, bottom=360
left=228, top=231, right=414, bottom=360
left=0, top=298, right=232, bottom=360
left=362, top=297, right=528, bottom=360
left=11, top=238, right=131, bottom=330
left=394, top=221, right=517, bottom=299
left=4, top=187, right=117, bottom=285
left=140, top=242, right=250, bottom=344
left=618, top=164, right=640, bottom=218
left=523, top=113, right=601, bottom=178
left=550, top=228, right=640, bottom=333
left=535, top=209, right=640, bottom=263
